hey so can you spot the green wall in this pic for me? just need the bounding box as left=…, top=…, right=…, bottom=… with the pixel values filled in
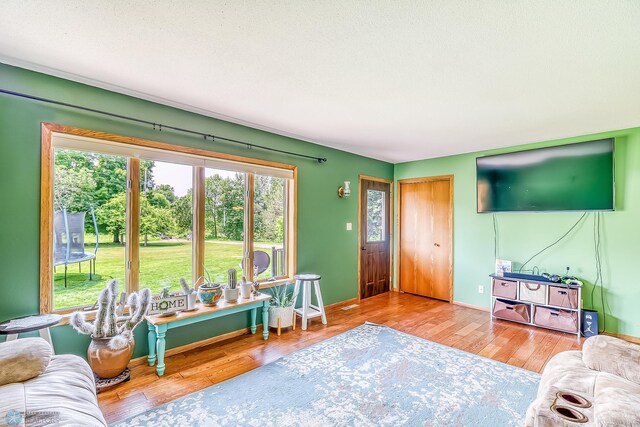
left=394, top=128, right=640, bottom=337
left=3, top=60, right=636, bottom=358
left=0, top=63, right=393, bottom=357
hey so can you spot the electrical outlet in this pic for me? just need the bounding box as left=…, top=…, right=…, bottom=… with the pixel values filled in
left=478, top=285, right=485, bottom=294
left=346, top=222, right=352, bottom=231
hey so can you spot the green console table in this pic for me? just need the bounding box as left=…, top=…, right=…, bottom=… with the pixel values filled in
left=146, top=293, right=272, bottom=376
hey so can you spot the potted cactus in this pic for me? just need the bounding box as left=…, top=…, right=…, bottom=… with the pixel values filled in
left=71, top=279, right=151, bottom=378
left=223, top=268, right=239, bottom=302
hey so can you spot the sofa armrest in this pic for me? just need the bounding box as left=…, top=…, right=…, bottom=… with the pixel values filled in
left=0, top=337, right=52, bottom=386
left=582, top=335, right=640, bottom=385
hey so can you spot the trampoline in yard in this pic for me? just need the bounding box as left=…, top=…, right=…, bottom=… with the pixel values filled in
left=53, top=208, right=99, bottom=287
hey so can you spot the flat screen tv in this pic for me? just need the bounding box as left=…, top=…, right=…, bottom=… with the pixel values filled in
left=477, top=138, right=614, bottom=213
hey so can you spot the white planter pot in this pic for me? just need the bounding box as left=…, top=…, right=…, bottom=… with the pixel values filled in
left=184, top=293, right=197, bottom=311
left=223, top=287, right=239, bottom=302
left=239, top=282, right=252, bottom=300
left=269, top=306, right=294, bottom=328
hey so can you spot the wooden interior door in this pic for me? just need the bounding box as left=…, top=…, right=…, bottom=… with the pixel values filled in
left=359, top=178, right=391, bottom=299
left=399, top=176, right=452, bottom=301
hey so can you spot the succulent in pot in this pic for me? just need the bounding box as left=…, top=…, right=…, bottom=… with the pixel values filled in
left=197, top=269, right=222, bottom=306
left=197, top=282, right=222, bottom=306
left=239, top=276, right=252, bottom=299
left=268, top=285, right=295, bottom=329
left=70, top=279, right=151, bottom=378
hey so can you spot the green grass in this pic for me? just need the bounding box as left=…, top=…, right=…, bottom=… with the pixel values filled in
left=53, top=239, right=281, bottom=310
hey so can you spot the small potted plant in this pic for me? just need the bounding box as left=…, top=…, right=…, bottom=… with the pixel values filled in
left=268, top=285, right=295, bottom=332
left=197, top=269, right=222, bottom=306
left=70, top=280, right=151, bottom=378
left=223, top=268, right=239, bottom=302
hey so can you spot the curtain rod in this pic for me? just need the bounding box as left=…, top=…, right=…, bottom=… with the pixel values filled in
left=0, top=88, right=328, bottom=163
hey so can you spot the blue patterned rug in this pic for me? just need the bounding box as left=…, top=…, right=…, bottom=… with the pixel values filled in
left=112, top=323, right=539, bottom=426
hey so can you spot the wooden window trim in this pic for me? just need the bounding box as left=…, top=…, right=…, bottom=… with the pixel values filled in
left=40, top=122, right=297, bottom=314
left=126, top=158, right=140, bottom=292
left=39, top=124, right=54, bottom=314
left=244, top=173, right=255, bottom=282
left=192, top=166, right=205, bottom=289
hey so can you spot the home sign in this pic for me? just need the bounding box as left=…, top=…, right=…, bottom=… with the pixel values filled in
left=148, top=295, right=188, bottom=315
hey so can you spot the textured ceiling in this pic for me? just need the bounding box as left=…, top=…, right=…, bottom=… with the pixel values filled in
left=1, top=1, right=639, bottom=163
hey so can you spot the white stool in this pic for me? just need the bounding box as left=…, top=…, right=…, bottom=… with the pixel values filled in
left=293, top=274, right=327, bottom=330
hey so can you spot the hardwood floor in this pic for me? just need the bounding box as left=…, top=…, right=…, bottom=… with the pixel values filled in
left=98, top=292, right=583, bottom=423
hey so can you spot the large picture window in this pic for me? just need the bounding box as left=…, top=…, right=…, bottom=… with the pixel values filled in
left=40, top=123, right=297, bottom=314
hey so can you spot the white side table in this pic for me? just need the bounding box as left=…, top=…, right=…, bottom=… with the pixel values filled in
left=0, top=314, right=62, bottom=354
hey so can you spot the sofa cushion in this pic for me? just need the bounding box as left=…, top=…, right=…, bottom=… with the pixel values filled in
left=593, top=371, right=640, bottom=426
left=24, top=354, right=107, bottom=426
left=0, top=383, right=27, bottom=427
left=0, top=337, right=51, bottom=386
left=526, top=348, right=640, bottom=427
left=583, top=335, right=640, bottom=385
left=536, top=350, right=596, bottom=398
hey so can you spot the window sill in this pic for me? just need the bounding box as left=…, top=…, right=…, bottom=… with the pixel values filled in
left=255, top=277, right=295, bottom=289
left=51, top=309, right=97, bottom=327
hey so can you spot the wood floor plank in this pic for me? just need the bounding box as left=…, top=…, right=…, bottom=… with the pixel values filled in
left=98, top=292, right=585, bottom=424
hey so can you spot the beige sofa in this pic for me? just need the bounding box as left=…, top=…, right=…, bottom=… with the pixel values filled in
left=0, top=337, right=107, bottom=427
left=526, top=335, right=640, bottom=426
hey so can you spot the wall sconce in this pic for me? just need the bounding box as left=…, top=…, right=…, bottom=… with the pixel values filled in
left=338, top=181, right=351, bottom=198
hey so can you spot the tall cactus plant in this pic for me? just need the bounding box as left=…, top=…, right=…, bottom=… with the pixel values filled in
left=228, top=268, right=237, bottom=289
left=71, top=279, right=151, bottom=350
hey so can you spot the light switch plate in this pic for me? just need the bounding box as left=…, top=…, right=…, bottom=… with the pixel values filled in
left=346, top=222, right=352, bottom=231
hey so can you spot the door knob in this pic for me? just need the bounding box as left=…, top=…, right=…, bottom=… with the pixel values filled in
left=434, top=243, right=440, bottom=247
left=361, top=246, right=367, bottom=251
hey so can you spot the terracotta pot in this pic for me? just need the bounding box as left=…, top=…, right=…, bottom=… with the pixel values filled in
left=87, top=337, right=134, bottom=379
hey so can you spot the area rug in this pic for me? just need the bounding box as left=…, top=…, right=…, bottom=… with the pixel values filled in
left=112, top=323, right=539, bottom=426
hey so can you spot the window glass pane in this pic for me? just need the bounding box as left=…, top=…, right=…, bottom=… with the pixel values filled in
left=138, top=161, right=192, bottom=295
left=366, top=189, right=385, bottom=242
left=203, top=169, right=246, bottom=284
left=53, top=149, right=127, bottom=310
left=253, top=175, right=287, bottom=280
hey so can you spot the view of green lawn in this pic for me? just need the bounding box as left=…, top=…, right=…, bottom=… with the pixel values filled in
left=53, top=239, right=280, bottom=310
left=52, top=151, right=287, bottom=310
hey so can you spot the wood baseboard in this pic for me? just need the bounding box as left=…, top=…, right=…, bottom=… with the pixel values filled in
left=324, top=297, right=358, bottom=310
left=453, top=300, right=490, bottom=312
left=130, top=297, right=360, bottom=368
